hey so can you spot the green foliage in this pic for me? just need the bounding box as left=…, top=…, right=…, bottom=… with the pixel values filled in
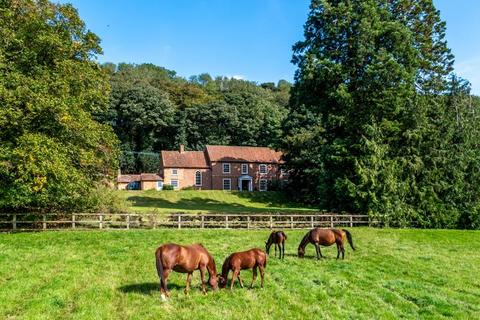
left=283, top=0, right=480, bottom=228
left=1, top=229, right=479, bottom=318
left=162, top=184, right=174, bottom=191
left=100, top=64, right=291, bottom=173
left=0, top=0, right=119, bottom=212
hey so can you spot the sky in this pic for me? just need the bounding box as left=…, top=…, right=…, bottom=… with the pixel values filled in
left=59, top=0, right=480, bottom=94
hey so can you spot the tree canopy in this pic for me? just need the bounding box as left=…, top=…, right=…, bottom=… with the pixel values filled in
left=283, top=0, right=480, bottom=228
left=100, top=63, right=291, bottom=173
left=0, top=0, right=119, bottom=212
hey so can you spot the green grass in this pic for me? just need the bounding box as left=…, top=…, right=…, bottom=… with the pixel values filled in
left=119, top=190, right=318, bottom=214
left=1, top=228, right=479, bottom=319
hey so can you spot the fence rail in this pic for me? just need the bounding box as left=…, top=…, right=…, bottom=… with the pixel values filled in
left=0, top=212, right=372, bottom=231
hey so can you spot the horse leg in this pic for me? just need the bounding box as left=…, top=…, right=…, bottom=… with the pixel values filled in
left=250, top=267, right=257, bottom=289
left=184, top=272, right=193, bottom=295
left=259, top=265, right=265, bottom=288
left=199, top=266, right=207, bottom=294
left=230, top=269, right=239, bottom=290
left=274, top=243, right=277, bottom=258
left=315, top=243, right=320, bottom=259
left=238, top=273, right=244, bottom=288
left=336, top=243, right=340, bottom=259
left=341, top=243, right=345, bottom=259
left=161, top=269, right=172, bottom=298
left=282, top=241, right=285, bottom=259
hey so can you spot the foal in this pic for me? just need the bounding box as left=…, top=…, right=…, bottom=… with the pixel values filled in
left=297, top=228, right=355, bottom=259
left=218, top=248, right=267, bottom=290
left=265, top=231, right=287, bottom=259
left=155, top=243, right=218, bottom=299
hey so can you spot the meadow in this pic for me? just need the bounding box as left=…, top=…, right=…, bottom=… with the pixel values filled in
left=119, top=190, right=318, bottom=214
left=0, top=228, right=479, bottom=319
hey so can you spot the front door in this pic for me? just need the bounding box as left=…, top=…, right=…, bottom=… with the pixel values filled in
left=241, top=179, right=250, bottom=191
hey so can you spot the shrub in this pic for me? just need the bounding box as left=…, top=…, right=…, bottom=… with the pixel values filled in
left=162, top=184, right=174, bottom=190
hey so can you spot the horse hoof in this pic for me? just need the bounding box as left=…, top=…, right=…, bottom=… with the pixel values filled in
left=160, top=294, right=167, bottom=302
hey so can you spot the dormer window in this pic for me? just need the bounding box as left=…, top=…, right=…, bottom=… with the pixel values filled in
left=223, top=163, right=231, bottom=174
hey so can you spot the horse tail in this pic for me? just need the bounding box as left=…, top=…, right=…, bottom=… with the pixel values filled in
left=155, top=248, right=166, bottom=290
left=342, top=229, right=355, bottom=250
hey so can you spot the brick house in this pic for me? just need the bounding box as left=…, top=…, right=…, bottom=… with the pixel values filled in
left=160, top=145, right=286, bottom=191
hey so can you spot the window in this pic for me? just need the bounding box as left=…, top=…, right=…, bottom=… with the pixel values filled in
left=259, top=179, right=268, bottom=191
left=241, top=163, right=248, bottom=174
left=223, top=163, right=231, bottom=174
left=172, top=168, right=178, bottom=176
left=223, top=178, right=231, bottom=191
left=171, top=179, right=179, bottom=189
left=259, top=164, right=268, bottom=174
left=195, top=171, right=202, bottom=186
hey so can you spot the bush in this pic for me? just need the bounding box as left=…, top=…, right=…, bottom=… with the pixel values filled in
left=162, top=184, right=174, bottom=190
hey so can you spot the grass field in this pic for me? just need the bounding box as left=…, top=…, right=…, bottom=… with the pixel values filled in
left=1, top=228, right=479, bottom=319
left=119, top=190, right=318, bottom=214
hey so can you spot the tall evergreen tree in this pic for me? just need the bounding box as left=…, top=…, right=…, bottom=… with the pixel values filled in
left=283, top=0, right=479, bottom=228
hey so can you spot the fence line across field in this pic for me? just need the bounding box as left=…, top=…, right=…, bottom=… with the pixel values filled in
left=0, top=212, right=373, bottom=231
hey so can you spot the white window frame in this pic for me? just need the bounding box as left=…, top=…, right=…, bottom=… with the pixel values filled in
left=241, top=163, right=248, bottom=174
left=259, top=179, right=268, bottom=191
left=195, top=170, right=202, bottom=186
left=223, top=163, right=231, bottom=174
left=259, top=164, right=268, bottom=174
left=171, top=179, right=179, bottom=190
left=172, top=168, right=178, bottom=176
left=223, top=178, right=231, bottom=191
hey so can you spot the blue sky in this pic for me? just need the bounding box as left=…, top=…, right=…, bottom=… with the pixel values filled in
left=61, top=0, right=480, bottom=94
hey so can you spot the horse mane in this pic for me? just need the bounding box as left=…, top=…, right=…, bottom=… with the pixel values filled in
left=221, top=255, right=231, bottom=278
left=298, top=230, right=311, bottom=249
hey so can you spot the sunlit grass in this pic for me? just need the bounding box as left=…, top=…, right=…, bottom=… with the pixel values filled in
left=0, top=228, right=479, bottom=319
left=119, top=190, right=318, bottom=214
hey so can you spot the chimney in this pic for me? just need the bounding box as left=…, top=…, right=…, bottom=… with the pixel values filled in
left=179, top=144, right=185, bottom=153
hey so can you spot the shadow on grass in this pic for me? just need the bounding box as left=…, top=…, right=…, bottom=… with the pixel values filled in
left=118, top=282, right=184, bottom=295
left=126, top=192, right=315, bottom=213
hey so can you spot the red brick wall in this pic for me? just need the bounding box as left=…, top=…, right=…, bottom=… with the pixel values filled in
left=163, top=168, right=212, bottom=190
left=211, top=162, right=283, bottom=191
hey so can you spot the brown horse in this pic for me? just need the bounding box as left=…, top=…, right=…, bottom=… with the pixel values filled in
left=265, top=231, right=287, bottom=259
left=297, top=228, right=355, bottom=259
left=155, top=243, right=218, bottom=299
left=218, top=248, right=267, bottom=290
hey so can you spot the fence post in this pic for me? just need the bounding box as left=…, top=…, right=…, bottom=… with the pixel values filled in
left=350, top=215, right=353, bottom=228
left=270, top=216, right=273, bottom=229
left=290, top=216, right=294, bottom=229
left=99, top=214, right=103, bottom=230
left=153, top=214, right=157, bottom=229
left=72, top=213, right=76, bottom=229
left=330, top=215, right=334, bottom=228
left=126, top=214, right=130, bottom=230
left=13, top=214, right=17, bottom=231
left=201, top=215, right=205, bottom=229
left=311, top=216, right=314, bottom=228
left=247, top=216, right=250, bottom=230
left=225, top=216, right=229, bottom=229
left=43, top=214, right=47, bottom=230
left=178, top=215, right=181, bottom=229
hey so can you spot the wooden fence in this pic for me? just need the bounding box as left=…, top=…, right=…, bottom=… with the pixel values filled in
left=0, top=212, right=372, bottom=232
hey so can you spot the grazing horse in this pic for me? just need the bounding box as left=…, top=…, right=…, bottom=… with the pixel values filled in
left=265, top=231, right=287, bottom=259
left=297, top=228, right=355, bottom=259
left=155, top=243, right=218, bottom=299
left=218, top=248, right=267, bottom=290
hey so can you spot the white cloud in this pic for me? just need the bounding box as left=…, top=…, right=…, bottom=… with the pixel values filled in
left=230, top=75, right=245, bottom=80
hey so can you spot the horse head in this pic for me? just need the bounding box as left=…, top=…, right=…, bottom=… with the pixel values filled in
left=217, top=274, right=227, bottom=289
left=297, top=246, right=305, bottom=258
